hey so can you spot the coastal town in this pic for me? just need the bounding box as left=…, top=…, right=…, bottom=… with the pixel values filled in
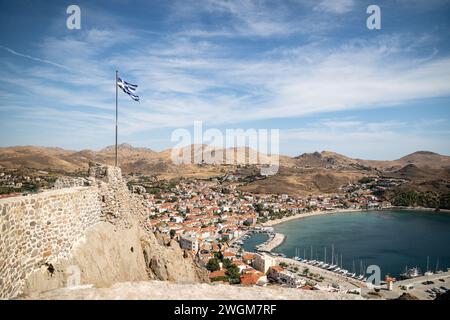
left=136, top=175, right=449, bottom=299
left=1, top=165, right=449, bottom=299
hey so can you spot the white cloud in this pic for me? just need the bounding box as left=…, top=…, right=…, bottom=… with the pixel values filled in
left=3, top=31, right=450, bottom=139
left=1, top=1, right=450, bottom=156
left=313, top=0, right=356, bottom=14
left=0, top=45, right=70, bottom=70
left=281, top=118, right=450, bottom=159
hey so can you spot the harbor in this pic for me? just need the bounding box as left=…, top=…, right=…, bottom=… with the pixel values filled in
left=235, top=209, right=450, bottom=299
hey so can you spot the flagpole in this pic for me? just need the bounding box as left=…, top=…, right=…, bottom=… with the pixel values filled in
left=115, top=70, right=118, bottom=167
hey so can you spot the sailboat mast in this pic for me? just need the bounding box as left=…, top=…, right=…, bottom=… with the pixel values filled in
left=331, top=244, right=334, bottom=265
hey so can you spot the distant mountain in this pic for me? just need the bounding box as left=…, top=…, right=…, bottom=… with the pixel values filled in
left=292, top=150, right=450, bottom=171
left=292, top=151, right=358, bottom=168
left=100, top=143, right=156, bottom=154
left=1, top=145, right=449, bottom=194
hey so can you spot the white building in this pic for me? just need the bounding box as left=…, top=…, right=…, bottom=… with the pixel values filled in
left=268, top=266, right=305, bottom=288
left=180, top=235, right=199, bottom=252
left=252, top=253, right=275, bottom=274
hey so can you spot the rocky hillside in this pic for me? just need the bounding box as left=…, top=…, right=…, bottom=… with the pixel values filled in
left=1, top=144, right=449, bottom=195
left=16, top=163, right=208, bottom=298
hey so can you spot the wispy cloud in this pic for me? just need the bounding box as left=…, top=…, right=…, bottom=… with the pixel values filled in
left=313, top=0, right=356, bottom=14
left=1, top=0, right=450, bottom=155
left=0, top=45, right=70, bottom=70
left=282, top=118, right=450, bottom=159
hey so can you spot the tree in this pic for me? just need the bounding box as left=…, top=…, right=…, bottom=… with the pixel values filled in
left=358, top=177, right=374, bottom=184
left=214, top=251, right=224, bottom=261
left=226, top=264, right=241, bottom=284
left=206, top=258, right=220, bottom=272
left=222, top=258, right=232, bottom=269
left=169, top=229, right=176, bottom=239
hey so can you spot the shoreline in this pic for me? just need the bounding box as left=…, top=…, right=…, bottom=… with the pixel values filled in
left=257, top=206, right=450, bottom=252
left=261, top=208, right=363, bottom=228
left=257, top=233, right=285, bottom=252
left=261, top=206, right=450, bottom=228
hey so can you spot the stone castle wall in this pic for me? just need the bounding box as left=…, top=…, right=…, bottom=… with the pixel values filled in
left=0, top=163, right=208, bottom=299
left=0, top=186, right=102, bottom=298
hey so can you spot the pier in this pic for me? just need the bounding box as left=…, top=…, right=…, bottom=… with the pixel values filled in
left=257, top=233, right=285, bottom=252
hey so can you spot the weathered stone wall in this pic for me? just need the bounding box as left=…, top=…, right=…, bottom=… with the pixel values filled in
left=0, top=162, right=208, bottom=299
left=0, top=186, right=101, bottom=298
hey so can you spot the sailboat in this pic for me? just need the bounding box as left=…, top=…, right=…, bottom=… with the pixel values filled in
left=356, top=260, right=364, bottom=280
left=400, top=265, right=421, bottom=280
left=327, top=245, right=337, bottom=269
left=424, top=256, right=434, bottom=276
left=435, top=258, right=443, bottom=273
left=321, top=247, right=329, bottom=268
left=348, top=260, right=356, bottom=278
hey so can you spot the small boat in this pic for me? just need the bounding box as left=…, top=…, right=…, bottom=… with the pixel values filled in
left=423, top=256, right=434, bottom=276
left=322, top=263, right=329, bottom=269
left=400, top=267, right=421, bottom=280
left=357, top=275, right=364, bottom=280
left=327, top=265, right=337, bottom=270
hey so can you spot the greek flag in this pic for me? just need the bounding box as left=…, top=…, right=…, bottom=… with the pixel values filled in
left=117, top=77, right=140, bottom=102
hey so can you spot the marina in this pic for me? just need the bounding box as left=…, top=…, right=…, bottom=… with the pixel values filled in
left=271, top=210, right=450, bottom=279
left=236, top=209, right=450, bottom=298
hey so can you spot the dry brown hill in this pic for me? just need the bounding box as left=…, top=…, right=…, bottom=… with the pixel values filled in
left=1, top=145, right=449, bottom=195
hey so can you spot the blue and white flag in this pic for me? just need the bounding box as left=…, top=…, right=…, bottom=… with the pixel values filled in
left=117, top=77, right=140, bottom=102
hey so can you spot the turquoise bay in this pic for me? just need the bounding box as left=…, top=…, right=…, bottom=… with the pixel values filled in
left=245, top=210, right=450, bottom=278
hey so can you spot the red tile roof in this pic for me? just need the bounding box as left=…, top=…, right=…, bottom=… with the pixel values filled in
left=209, top=270, right=226, bottom=279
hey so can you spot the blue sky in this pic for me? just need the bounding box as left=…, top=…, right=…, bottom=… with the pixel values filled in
left=0, top=0, right=450, bottom=159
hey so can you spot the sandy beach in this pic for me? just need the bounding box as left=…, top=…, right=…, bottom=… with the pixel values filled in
left=262, top=208, right=364, bottom=227
left=261, top=206, right=450, bottom=228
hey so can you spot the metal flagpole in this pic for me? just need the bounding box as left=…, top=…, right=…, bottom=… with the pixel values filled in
left=115, top=70, right=118, bottom=167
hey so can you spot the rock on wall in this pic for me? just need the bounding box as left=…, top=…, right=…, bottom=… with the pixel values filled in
left=142, top=233, right=209, bottom=283
left=0, top=187, right=101, bottom=298
left=22, top=222, right=149, bottom=296
left=1, top=162, right=208, bottom=299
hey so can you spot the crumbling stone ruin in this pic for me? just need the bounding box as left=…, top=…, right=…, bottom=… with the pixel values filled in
left=0, top=162, right=208, bottom=299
